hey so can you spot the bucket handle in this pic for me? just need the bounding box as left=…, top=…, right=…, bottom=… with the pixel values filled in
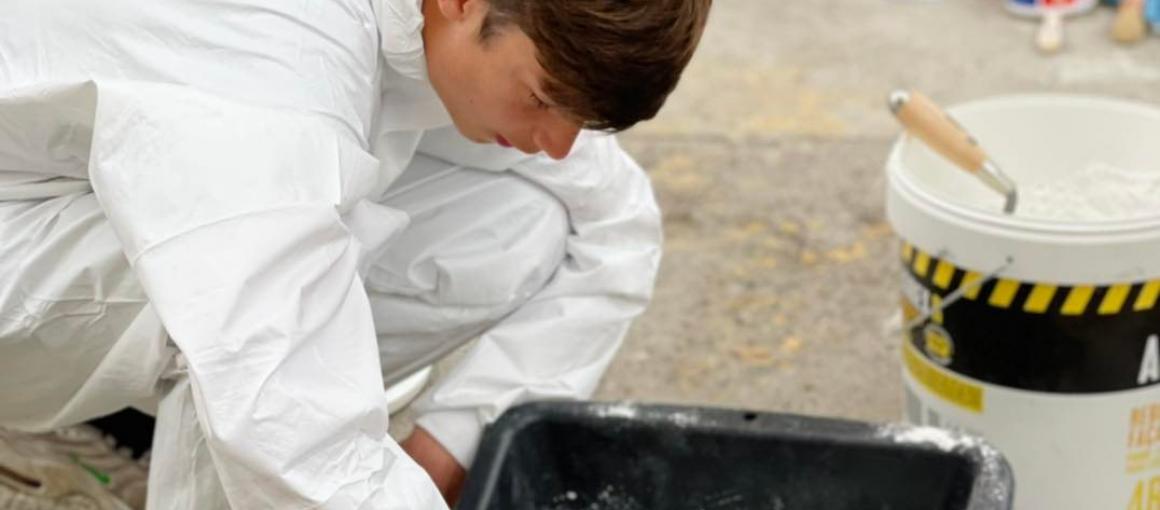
left=903, top=256, right=1014, bottom=331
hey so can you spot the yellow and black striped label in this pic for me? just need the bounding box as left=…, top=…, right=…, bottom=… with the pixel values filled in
left=901, top=241, right=1160, bottom=394
left=902, top=242, right=1160, bottom=316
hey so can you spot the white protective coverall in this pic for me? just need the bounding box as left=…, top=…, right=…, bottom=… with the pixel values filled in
left=0, top=0, right=661, bottom=508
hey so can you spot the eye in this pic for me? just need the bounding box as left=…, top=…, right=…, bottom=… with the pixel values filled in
left=529, top=92, right=550, bottom=110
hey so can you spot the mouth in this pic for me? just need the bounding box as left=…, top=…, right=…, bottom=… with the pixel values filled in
left=496, top=135, right=513, bottom=148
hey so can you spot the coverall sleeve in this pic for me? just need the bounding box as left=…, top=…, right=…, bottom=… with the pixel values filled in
left=83, top=81, right=447, bottom=509
left=413, top=133, right=663, bottom=467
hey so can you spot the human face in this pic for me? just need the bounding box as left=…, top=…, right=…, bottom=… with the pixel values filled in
left=422, top=0, right=582, bottom=160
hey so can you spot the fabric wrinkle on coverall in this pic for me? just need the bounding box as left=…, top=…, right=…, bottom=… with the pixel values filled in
left=0, top=0, right=663, bottom=507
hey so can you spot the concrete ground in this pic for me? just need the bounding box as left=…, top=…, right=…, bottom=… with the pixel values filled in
left=596, top=1, right=1160, bottom=424
left=393, top=1, right=1160, bottom=436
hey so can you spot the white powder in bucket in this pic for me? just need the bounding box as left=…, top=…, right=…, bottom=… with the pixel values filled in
left=1018, top=162, right=1160, bottom=222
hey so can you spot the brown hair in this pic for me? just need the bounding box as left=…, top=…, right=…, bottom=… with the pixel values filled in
left=482, top=0, right=712, bottom=132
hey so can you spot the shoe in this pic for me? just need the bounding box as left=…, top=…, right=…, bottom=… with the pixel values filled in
left=0, top=425, right=147, bottom=510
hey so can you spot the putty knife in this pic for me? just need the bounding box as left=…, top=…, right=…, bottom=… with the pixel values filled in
left=889, top=90, right=1019, bottom=214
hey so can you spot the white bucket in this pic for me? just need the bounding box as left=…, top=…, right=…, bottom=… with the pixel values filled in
left=886, top=95, right=1160, bottom=510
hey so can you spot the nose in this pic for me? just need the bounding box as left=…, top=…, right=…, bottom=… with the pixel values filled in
left=534, top=115, right=582, bottom=160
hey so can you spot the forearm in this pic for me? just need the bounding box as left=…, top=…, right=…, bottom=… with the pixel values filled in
left=402, top=427, right=467, bottom=505
left=413, top=132, right=663, bottom=467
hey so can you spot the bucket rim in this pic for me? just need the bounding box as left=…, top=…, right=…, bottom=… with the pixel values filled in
left=887, top=93, right=1160, bottom=237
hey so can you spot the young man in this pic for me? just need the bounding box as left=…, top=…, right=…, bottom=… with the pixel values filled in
left=0, top=0, right=710, bottom=508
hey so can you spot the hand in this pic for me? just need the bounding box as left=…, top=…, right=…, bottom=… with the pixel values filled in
left=401, top=426, right=467, bottom=506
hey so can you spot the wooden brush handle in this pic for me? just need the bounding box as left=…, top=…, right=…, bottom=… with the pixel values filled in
left=890, top=90, right=986, bottom=174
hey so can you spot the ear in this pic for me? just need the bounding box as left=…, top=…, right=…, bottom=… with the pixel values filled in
left=435, top=0, right=483, bottom=22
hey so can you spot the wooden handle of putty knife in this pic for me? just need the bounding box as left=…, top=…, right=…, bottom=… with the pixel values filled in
left=889, top=90, right=986, bottom=175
